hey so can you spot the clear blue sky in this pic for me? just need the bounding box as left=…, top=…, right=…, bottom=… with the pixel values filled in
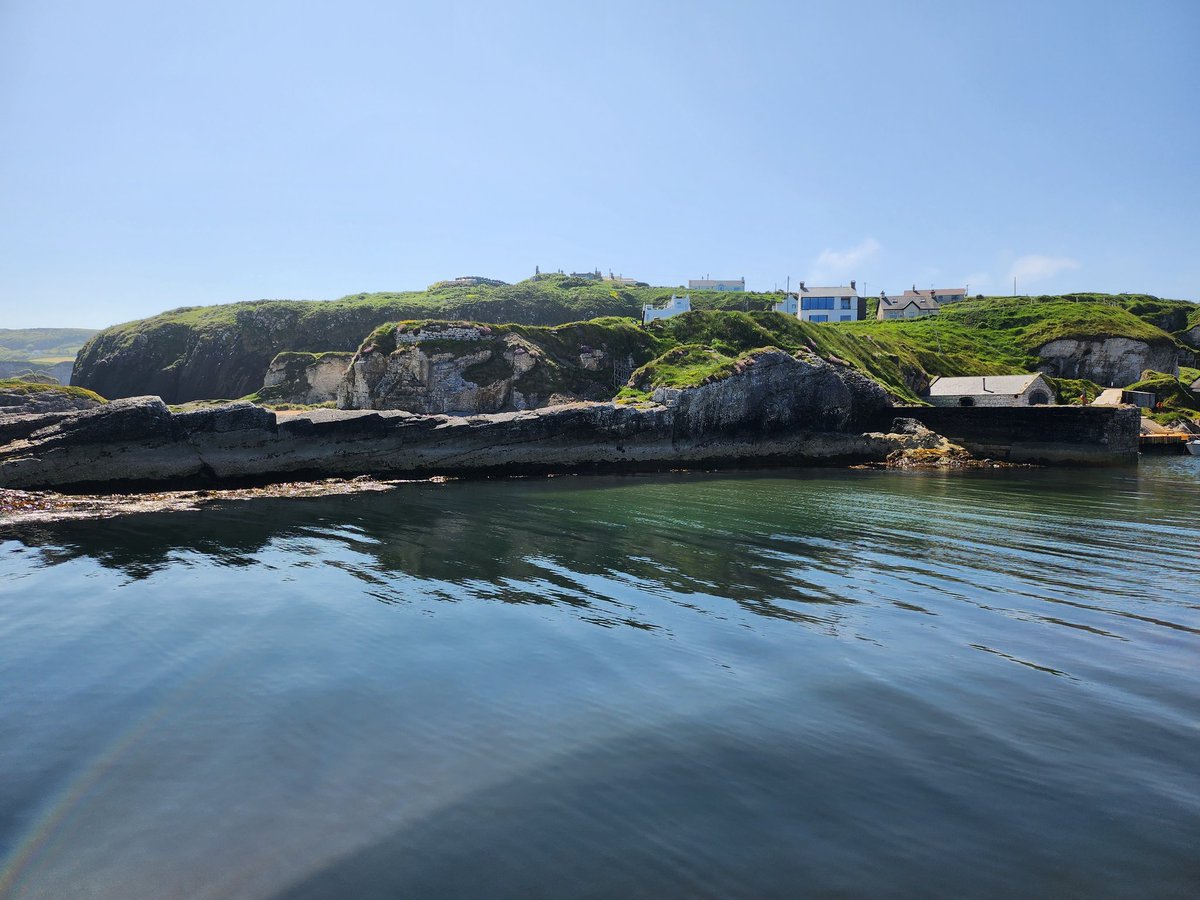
left=2, top=0, right=1197, bottom=329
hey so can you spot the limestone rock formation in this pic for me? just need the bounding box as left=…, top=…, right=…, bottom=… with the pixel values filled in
left=260, top=352, right=354, bottom=405
left=338, top=322, right=636, bottom=414
left=1036, top=337, right=1181, bottom=387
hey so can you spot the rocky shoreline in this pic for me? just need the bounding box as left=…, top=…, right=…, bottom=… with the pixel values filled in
left=0, top=349, right=935, bottom=494
left=0, top=476, right=406, bottom=525
left=0, top=347, right=1140, bottom=514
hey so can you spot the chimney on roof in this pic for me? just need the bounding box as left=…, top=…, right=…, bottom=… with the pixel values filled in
left=799, top=281, right=805, bottom=290
left=850, top=280, right=856, bottom=291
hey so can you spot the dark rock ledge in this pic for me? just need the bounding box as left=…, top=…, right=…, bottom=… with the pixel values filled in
left=0, top=350, right=931, bottom=491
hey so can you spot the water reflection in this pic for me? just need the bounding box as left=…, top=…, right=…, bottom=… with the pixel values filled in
left=2, top=463, right=1199, bottom=898
left=4, top=464, right=1199, bottom=641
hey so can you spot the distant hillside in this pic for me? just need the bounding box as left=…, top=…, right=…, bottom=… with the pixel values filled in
left=0, top=327, right=98, bottom=383
left=0, top=328, right=98, bottom=363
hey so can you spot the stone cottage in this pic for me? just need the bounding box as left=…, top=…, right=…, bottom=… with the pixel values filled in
left=927, top=373, right=1055, bottom=407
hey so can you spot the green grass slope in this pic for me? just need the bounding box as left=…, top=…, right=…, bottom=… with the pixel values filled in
left=75, top=284, right=1196, bottom=405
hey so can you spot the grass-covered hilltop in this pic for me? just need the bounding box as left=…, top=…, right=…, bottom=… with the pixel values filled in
left=70, top=275, right=1199, bottom=421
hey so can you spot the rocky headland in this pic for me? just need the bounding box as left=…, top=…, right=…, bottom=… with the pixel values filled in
left=1, top=349, right=932, bottom=491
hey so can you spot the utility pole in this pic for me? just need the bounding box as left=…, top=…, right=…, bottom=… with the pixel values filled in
left=1013, top=276, right=1017, bottom=297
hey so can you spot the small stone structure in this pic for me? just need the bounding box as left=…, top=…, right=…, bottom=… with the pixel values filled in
left=927, top=373, right=1055, bottom=408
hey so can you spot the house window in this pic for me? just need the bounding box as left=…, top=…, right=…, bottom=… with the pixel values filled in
left=840, top=315, right=851, bottom=321
left=801, top=296, right=835, bottom=311
left=811, top=314, right=829, bottom=323
left=841, top=297, right=852, bottom=309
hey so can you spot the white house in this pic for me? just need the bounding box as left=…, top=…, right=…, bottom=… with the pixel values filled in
left=877, top=291, right=940, bottom=320
left=643, top=294, right=692, bottom=323
left=775, top=281, right=863, bottom=322
left=688, top=277, right=745, bottom=292
left=927, top=373, right=1055, bottom=407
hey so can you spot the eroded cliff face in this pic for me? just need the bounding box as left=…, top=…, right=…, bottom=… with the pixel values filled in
left=1036, top=337, right=1180, bottom=386
left=260, top=352, right=354, bottom=405
left=338, top=323, right=637, bottom=413
left=1182, top=324, right=1200, bottom=350
left=73, top=304, right=428, bottom=404
left=651, top=349, right=890, bottom=436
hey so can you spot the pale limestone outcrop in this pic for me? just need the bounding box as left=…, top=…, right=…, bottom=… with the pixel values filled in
left=1036, top=337, right=1179, bottom=386
left=260, top=352, right=354, bottom=405
left=339, top=324, right=571, bottom=413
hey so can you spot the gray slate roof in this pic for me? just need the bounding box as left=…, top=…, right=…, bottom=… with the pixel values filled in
left=928, top=374, right=1046, bottom=396
left=880, top=294, right=939, bottom=312
left=798, top=285, right=858, bottom=296
left=905, top=288, right=966, bottom=299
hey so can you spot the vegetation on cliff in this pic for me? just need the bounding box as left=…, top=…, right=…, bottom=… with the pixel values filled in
left=73, top=280, right=1197, bottom=406
left=72, top=276, right=779, bottom=403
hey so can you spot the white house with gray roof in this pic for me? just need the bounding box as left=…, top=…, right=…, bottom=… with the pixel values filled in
left=774, top=280, right=864, bottom=322
left=927, top=373, right=1055, bottom=407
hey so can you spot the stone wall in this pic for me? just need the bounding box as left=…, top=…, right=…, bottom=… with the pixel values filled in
left=896, top=405, right=1140, bottom=465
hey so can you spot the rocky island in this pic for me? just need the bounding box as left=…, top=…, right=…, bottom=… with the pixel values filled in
left=2, top=282, right=1195, bottom=495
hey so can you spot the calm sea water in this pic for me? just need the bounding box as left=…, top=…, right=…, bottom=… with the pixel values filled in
left=2, top=460, right=1198, bottom=899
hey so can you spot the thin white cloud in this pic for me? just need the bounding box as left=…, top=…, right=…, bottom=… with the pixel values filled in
left=811, top=237, right=880, bottom=283
left=963, top=272, right=989, bottom=294
left=1008, top=254, right=1080, bottom=286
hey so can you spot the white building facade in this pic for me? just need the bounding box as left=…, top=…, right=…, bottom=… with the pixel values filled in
left=642, top=294, right=692, bottom=323
left=775, top=281, right=863, bottom=322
